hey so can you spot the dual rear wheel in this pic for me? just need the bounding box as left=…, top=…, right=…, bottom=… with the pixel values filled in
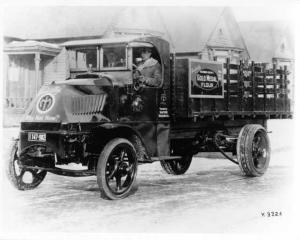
left=160, top=124, right=271, bottom=177
left=237, top=124, right=270, bottom=177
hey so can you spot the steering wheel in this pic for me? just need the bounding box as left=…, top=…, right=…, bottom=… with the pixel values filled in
left=132, top=68, right=144, bottom=92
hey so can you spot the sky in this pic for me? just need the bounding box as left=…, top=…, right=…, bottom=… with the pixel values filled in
left=232, top=5, right=294, bottom=22
left=0, top=2, right=297, bottom=23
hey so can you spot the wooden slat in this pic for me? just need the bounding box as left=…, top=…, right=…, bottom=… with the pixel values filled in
left=226, top=58, right=230, bottom=111
left=212, top=56, right=217, bottom=112
left=238, top=61, right=242, bottom=112
left=273, top=64, right=277, bottom=111
left=251, top=61, right=255, bottom=111
left=171, top=53, right=176, bottom=121
left=284, top=66, right=288, bottom=112
left=263, top=64, right=267, bottom=111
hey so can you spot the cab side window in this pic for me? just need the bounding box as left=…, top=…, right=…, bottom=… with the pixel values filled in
left=68, top=47, right=98, bottom=71
left=102, top=46, right=126, bottom=69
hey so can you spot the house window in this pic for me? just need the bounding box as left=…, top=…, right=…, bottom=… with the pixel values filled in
left=211, top=48, right=243, bottom=64
left=280, top=43, right=285, bottom=53
left=213, top=49, right=229, bottom=63
left=68, top=47, right=98, bottom=71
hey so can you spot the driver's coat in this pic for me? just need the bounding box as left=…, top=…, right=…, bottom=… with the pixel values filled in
left=137, top=58, right=162, bottom=87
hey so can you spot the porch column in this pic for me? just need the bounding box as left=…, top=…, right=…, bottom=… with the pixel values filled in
left=3, top=53, right=9, bottom=98
left=34, top=52, right=41, bottom=95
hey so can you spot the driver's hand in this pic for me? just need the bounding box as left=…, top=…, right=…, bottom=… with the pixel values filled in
left=133, top=71, right=140, bottom=79
left=139, top=75, right=145, bottom=83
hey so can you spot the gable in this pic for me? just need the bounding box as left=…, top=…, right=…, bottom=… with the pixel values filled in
left=207, top=16, right=236, bottom=48
left=239, top=21, right=294, bottom=62
left=274, top=33, right=294, bottom=60
left=206, top=8, right=249, bottom=60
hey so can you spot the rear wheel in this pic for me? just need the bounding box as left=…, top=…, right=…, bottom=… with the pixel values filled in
left=237, top=124, right=270, bottom=177
left=97, top=138, right=138, bottom=200
left=6, top=140, right=47, bottom=190
left=161, top=153, right=193, bottom=175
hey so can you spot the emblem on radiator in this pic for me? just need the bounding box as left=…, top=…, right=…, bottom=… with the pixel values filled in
left=37, top=94, right=55, bottom=113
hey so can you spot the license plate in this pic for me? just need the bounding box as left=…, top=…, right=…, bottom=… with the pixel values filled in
left=28, top=132, right=46, bottom=142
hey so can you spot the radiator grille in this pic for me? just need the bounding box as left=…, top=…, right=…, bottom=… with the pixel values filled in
left=72, top=94, right=107, bottom=115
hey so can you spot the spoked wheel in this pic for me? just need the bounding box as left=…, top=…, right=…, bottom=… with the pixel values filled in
left=237, top=124, right=270, bottom=177
left=97, top=138, right=138, bottom=200
left=6, top=140, right=47, bottom=190
left=161, top=153, right=193, bottom=175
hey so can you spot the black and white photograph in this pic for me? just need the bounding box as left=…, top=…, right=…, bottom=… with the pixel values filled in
left=0, top=1, right=299, bottom=240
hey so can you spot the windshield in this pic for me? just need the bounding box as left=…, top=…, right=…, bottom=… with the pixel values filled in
left=101, top=46, right=127, bottom=70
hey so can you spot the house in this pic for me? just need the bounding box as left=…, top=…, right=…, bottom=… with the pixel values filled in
left=239, top=20, right=294, bottom=107
left=239, top=21, right=294, bottom=67
left=3, top=6, right=249, bottom=125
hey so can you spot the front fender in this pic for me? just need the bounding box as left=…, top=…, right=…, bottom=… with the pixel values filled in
left=91, top=123, right=150, bottom=162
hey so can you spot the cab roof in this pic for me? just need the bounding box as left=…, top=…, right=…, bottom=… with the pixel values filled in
left=61, top=36, right=155, bottom=47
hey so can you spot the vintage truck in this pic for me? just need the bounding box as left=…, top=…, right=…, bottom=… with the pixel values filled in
left=7, top=36, right=292, bottom=199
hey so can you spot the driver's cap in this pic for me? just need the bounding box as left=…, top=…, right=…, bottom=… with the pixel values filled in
left=141, top=47, right=152, bottom=53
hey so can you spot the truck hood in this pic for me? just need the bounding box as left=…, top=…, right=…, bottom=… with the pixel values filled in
left=22, top=84, right=110, bottom=123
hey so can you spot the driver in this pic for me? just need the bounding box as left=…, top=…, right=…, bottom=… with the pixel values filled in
left=136, top=47, right=162, bottom=87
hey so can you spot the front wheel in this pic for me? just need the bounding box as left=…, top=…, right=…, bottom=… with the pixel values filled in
left=97, top=138, right=138, bottom=200
left=6, top=140, right=47, bottom=190
left=237, top=124, right=270, bottom=177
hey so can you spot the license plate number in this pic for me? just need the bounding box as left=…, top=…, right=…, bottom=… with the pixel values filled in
left=28, top=132, right=46, bottom=142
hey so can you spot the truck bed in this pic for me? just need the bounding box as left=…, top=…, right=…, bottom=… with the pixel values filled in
left=172, top=58, right=292, bottom=120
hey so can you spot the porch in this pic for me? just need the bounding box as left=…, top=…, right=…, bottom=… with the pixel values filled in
left=3, top=40, right=61, bottom=126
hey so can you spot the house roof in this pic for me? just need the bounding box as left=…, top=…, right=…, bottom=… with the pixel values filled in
left=3, top=6, right=247, bottom=53
left=207, top=8, right=247, bottom=51
left=4, top=40, right=61, bottom=56
left=239, top=21, right=294, bottom=62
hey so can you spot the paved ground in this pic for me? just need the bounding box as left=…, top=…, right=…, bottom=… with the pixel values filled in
left=0, top=119, right=297, bottom=237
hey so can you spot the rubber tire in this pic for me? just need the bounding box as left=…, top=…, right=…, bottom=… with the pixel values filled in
left=160, top=154, right=193, bottom=175
left=237, top=124, right=270, bottom=177
left=6, top=139, right=47, bottom=190
left=97, top=138, right=138, bottom=200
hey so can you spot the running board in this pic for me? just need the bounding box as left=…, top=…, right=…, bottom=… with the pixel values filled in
left=24, top=166, right=95, bottom=177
